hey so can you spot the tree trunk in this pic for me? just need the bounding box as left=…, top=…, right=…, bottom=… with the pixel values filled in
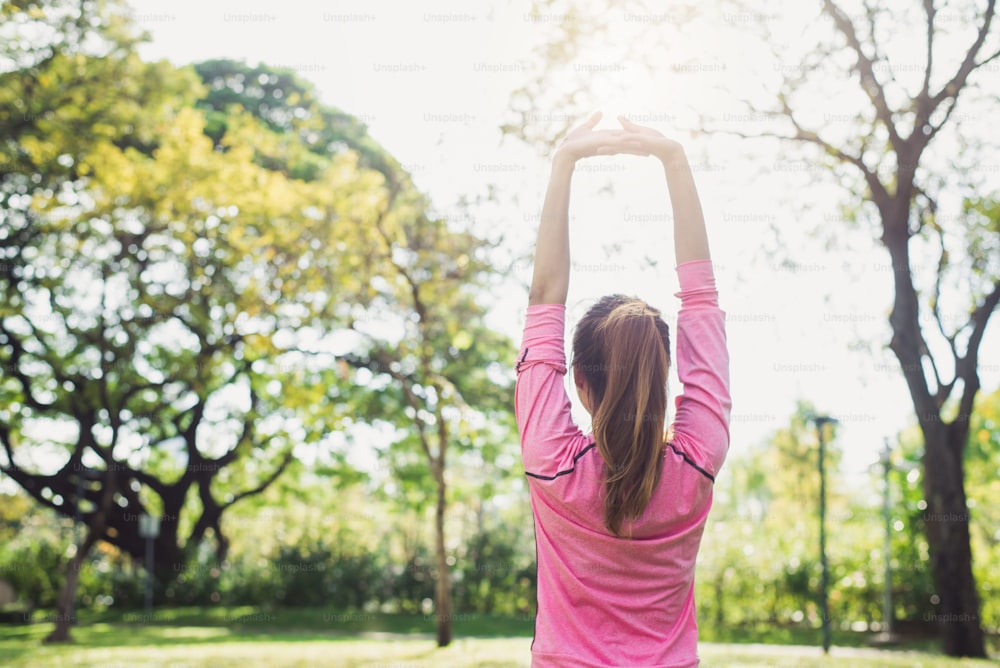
left=714, top=572, right=724, bottom=628
left=433, top=461, right=452, bottom=647
left=921, top=421, right=986, bottom=657
left=44, top=470, right=116, bottom=644
left=42, top=533, right=94, bottom=643
left=883, top=208, right=987, bottom=658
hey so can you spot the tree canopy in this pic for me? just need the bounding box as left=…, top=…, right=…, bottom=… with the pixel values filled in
left=0, top=0, right=515, bottom=645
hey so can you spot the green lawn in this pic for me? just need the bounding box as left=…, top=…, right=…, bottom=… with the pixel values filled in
left=0, top=607, right=996, bottom=667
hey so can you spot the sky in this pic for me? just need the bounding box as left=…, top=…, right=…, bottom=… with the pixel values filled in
left=111, top=0, right=1000, bottom=490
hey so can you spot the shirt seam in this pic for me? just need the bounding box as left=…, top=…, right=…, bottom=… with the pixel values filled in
left=523, top=442, right=597, bottom=480
left=515, top=348, right=530, bottom=373
left=523, top=441, right=715, bottom=483
left=665, top=441, right=715, bottom=482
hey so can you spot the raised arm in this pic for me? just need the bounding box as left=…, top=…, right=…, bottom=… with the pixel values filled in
left=527, top=154, right=574, bottom=306
left=528, top=112, right=646, bottom=305
left=618, top=116, right=710, bottom=265
left=619, top=117, right=729, bottom=473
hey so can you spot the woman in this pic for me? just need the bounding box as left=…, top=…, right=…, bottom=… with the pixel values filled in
left=515, top=113, right=731, bottom=667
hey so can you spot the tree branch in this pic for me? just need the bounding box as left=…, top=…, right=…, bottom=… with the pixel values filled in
left=887, top=234, right=937, bottom=421
left=960, top=277, right=1000, bottom=384
left=0, top=425, right=66, bottom=516
left=0, top=321, right=54, bottom=412
left=924, top=0, right=997, bottom=128
left=978, top=47, right=1000, bottom=68
left=177, top=396, right=206, bottom=462
left=122, top=466, right=169, bottom=499
left=358, top=183, right=445, bottom=466
left=187, top=480, right=219, bottom=549
left=118, top=379, right=170, bottom=406
left=821, top=0, right=902, bottom=151
left=719, top=112, right=891, bottom=209
left=367, top=186, right=430, bottom=328
left=221, top=447, right=296, bottom=510
left=341, top=350, right=436, bottom=464
left=921, top=192, right=961, bottom=385
left=919, top=0, right=936, bottom=102
left=212, top=369, right=258, bottom=470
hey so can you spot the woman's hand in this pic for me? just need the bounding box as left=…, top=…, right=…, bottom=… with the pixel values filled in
left=554, top=112, right=649, bottom=166
left=617, top=116, right=685, bottom=166
left=615, top=116, right=709, bottom=263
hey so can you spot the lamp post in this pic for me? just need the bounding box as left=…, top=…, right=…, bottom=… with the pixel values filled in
left=138, top=513, right=160, bottom=618
left=811, top=415, right=838, bottom=655
left=879, top=438, right=895, bottom=642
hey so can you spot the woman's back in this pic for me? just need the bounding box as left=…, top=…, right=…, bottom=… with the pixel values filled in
left=517, top=261, right=730, bottom=667
left=528, top=453, right=712, bottom=666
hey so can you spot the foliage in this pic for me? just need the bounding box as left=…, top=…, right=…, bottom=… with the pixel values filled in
left=455, top=525, right=536, bottom=617
left=966, top=387, right=1000, bottom=631
left=3, top=384, right=998, bottom=635
left=696, top=392, right=1000, bottom=635
left=2, top=0, right=350, bottom=581
left=1, top=11, right=516, bottom=648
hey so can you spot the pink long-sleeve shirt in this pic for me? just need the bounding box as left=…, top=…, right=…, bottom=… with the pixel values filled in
left=515, top=259, right=731, bottom=668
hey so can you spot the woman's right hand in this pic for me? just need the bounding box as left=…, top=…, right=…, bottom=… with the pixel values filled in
left=554, top=112, right=649, bottom=166
left=617, top=116, right=686, bottom=165
left=616, top=116, right=709, bottom=263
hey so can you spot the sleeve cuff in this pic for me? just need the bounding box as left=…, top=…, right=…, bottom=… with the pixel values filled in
left=526, top=303, right=567, bottom=316
left=675, top=259, right=717, bottom=298
left=520, top=303, right=568, bottom=370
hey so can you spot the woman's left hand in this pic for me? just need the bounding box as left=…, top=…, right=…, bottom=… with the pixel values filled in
left=554, top=112, right=650, bottom=165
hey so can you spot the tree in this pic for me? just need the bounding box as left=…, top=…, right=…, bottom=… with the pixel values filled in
left=311, top=186, right=516, bottom=646
left=726, top=4, right=998, bottom=655
left=0, top=0, right=208, bottom=642
left=2, top=3, right=518, bottom=648
left=0, top=2, right=396, bottom=642
left=188, top=60, right=519, bottom=649
left=504, top=0, right=999, bottom=656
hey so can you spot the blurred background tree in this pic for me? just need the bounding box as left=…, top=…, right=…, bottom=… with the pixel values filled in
left=0, top=0, right=516, bottom=646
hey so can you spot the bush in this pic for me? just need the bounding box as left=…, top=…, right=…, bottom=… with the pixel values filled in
left=0, top=534, right=66, bottom=610
left=455, top=528, right=535, bottom=616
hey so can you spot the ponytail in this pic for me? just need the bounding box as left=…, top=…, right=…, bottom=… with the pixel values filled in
left=573, top=295, right=671, bottom=537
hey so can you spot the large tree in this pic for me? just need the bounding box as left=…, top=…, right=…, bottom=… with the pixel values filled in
left=719, top=3, right=999, bottom=656
left=2, top=2, right=516, bottom=648
left=505, top=0, right=999, bottom=656
left=1, top=0, right=424, bottom=642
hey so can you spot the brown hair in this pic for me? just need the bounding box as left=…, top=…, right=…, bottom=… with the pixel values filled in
left=572, top=295, right=671, bottom=537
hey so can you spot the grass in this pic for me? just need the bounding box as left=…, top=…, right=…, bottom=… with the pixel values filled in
left=0, top=607, right=996, bottom=667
